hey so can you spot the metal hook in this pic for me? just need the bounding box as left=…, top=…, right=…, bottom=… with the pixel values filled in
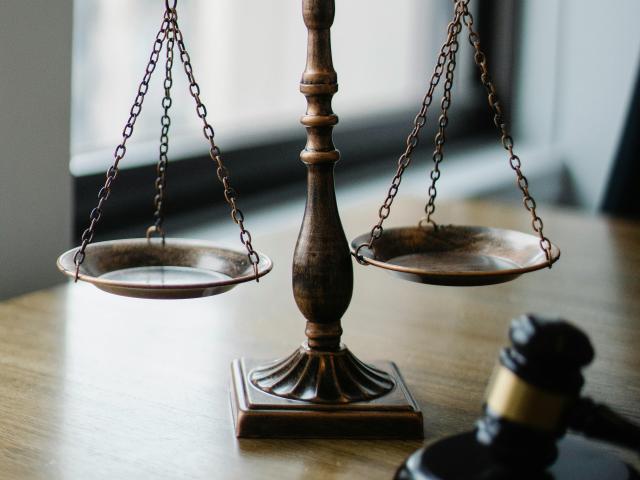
left=418, top=217, right=439, bottom=230
left=353, top=244, right=370, bottom=266
left=146, top=225, right=166, bottom=246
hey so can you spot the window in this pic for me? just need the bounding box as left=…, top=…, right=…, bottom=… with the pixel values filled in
left=72, top=0, right=513, bottom=233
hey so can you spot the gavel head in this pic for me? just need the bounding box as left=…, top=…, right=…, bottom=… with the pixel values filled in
left=476, top=314, right=595, bottom=470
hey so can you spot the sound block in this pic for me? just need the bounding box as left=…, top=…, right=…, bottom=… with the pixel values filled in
left=395, top=432, right=639, bottom=479
left=230, top=358, right=424, bottom=438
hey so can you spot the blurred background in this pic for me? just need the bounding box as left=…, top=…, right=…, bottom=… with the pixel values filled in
left=1, top=0, right=639, bottom=300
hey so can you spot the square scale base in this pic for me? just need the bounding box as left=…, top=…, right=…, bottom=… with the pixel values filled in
left=230, top=358, right=424, bottom=438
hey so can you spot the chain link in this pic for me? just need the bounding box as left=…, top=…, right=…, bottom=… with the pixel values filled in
left=420, top=16, right=462, bottom=228
left=172, top=16, right=261, bottom=280
left=73, top=12, right=172, bottom=280
left=148, top=14, right=176, bottom=243
left=355, top=1, right=466, bottom=263
left=460, top=4, right=553, bottom=266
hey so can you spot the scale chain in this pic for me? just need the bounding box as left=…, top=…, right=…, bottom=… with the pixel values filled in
left=73, top=3, right=261, bottom=282
left=171, top=15, right=261, bottom=280
left=148, top=17, right=176, bottom=243
left=356, top=0, right=553, bottom=267
left=420, top=14, right=462, bottom=229
left=460, top=4, right=553, bottom=266
left=354, top=2, right=465, bottom=264
left=72, top=12, right=172, bottom=281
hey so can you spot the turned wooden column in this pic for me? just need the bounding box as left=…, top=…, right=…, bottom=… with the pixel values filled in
left=294, top=0, right=351, bottom=351
left=248, top=0, right=395, bottom=404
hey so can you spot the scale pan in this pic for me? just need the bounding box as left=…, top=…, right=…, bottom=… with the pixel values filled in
left=57, top=238, right=273, bottom=299
left=351, top=225, right=560, bottom=286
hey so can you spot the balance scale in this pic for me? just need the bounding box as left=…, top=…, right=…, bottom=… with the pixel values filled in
left=58, top=0, right=560, bottom=438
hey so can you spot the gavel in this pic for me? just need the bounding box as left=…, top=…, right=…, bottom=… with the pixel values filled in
left=396, top=314, right=640, bottom=480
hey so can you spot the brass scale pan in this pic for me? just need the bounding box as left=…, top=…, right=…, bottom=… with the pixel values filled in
left=351, top=225, right=560, bottom=287
left=58, top=239, right=272, bottom=300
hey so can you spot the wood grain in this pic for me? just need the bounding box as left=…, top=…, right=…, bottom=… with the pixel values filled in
left=0, top=199, right=638, bottom=479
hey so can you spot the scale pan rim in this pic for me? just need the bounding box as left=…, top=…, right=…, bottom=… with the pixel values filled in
left=350, top=225, right=560, bottom=286
left=56, top=237, right=273, bottom=299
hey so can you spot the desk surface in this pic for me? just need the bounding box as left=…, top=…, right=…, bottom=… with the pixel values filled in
left=0, top=199, right=638, bottom=479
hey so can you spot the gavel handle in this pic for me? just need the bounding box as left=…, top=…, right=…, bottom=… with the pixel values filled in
left=569, top=397, right=640, bottom=455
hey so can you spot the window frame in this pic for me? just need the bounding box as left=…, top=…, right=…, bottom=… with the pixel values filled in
left=74, top=0, right=520, bottom=237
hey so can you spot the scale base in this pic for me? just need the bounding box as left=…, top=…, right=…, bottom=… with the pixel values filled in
left=230, top=358, right=424, bottom=438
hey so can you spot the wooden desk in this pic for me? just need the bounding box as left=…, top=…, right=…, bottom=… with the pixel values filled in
left=0, top=200, right=638, bottom=479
